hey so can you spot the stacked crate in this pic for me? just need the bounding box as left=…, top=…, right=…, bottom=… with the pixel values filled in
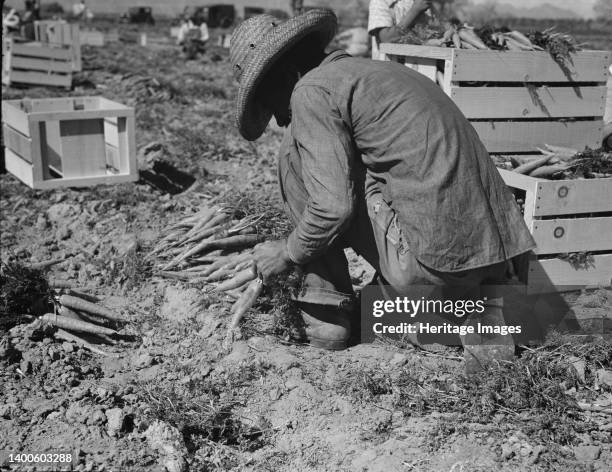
left=379, top=44, right=610, bottom=154
left=2, top=97, right=138, bottom=189
left=34, top=20, right=81, bottom=71
left=379, top=44, right=612, bottom=292
left=2, top=38, right=72, bottom=88
left=499, top=169, right=612, bottom=293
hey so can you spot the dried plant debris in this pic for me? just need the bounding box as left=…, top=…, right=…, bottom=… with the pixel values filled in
left=0, top=261, right=53, bottom=327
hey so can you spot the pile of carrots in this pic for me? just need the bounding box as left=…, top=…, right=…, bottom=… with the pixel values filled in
left=150, top=204, right=265, bottom=333
left=424, top=21, right=568, bottom=52
left=44, top=280, right=124, bottom=357
left=504, top=145, right=611, bottom=179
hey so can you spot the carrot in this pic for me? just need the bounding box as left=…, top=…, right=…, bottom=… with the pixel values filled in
left=452, top=32, right=461, bottom=48
left=461, top=41, right=477, bottom=49
left=42, top=313, right=118, bottom=336
left=458, top=29, right=488, bottom=49
left=67, top=289, right=100, bottom=303
left=60, top=305, right=110, bottom=326
left=59, top=294, right=123, bottom=322
left=229, top=279, right=264, bottom=329
left=30, top=257, right=68, bottom=270
left=49, top=279, right=73, bottom=289
left=204, top=268, right=234, bottom=282
left=181, top=224, right=228, bottom=245
left=204, top=234, right=262, bottom=252
left=191, top=256, right=223, bottom=264
left=529, top=164, right=569, bottom=178
left=215, top=267, right=257, bottom=292
left=157, top=270, right=207, bottom=280
left=162, top=236, right=215, bottom=270
left=513, top=155, right=553, bottom=174
left=54, top=329, right=120, bottom=357
left=436, top=70, right=445, bottom=86
left=504, top=36, right=533, bottom=51
left=442, top=27, right=455, bottom=43
left=506, top=30, right=534, bottom=48
left=58, top=305, right=83, bottom=321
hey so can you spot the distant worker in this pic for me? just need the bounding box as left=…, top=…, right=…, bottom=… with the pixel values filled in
left=72, top=0, right=86, bottom=19
left=368, top=0, right=434, bottom=60
left=21, top=0, right=37, bottom=39
left=72, top=0, right=93, bottom=21
left=177, top=17, right=209, bottom=46
left=2, top=6, right=20, bottom=36
left=177, top=14, right=209, bottom=59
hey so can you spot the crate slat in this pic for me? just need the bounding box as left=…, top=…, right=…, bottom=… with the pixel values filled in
left=3, top=70, right=71, bottom=88
left=380, top=45, right=610, bottom=83
left=450, top=49, right=610, bottom=83
left=11, top=56, right=73, bottom=74
left=528, top=254, right=612, bottom=293
left=1, top=102, right=30, bottom=136
left=471, top=120, right=603, bottom=153
left=10, top=42, right=72, bottom=60
left=451, top=86, right=606, bottom=119
left=59, top=119, right=108, bottom=178
left=533, top=178, right=612, bottom=216
left=2, top=125, right=32, bottom=163
left=4, top=148, right=34, bottom=188
left=532, top=217, right=612, bottom=254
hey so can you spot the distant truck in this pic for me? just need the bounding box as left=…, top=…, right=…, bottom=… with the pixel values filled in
left=120, top=7, right=155, bottom=25
left=181, top=5, right=235, bottom=28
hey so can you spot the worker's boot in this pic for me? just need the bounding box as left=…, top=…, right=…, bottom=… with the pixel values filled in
left=460, top=297, right=515, bottom=376
left=300, top=302, right=351, bottom=350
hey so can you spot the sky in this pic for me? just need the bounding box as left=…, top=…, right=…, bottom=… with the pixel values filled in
left=470, top=0, right=598, bottom=18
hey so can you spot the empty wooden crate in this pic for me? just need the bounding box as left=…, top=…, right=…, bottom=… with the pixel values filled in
left=34, top=20, right=81, bottom=71
left=379, top=44, right=610, bottom=154
left=499, top=168, right=612, bottom=293
left=2, top=38, right=72, bottom=88
left=2, top=97, right=137, bottom=189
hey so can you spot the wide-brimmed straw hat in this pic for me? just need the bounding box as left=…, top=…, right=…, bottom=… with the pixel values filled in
left=230, top=9, right=337, bottom=141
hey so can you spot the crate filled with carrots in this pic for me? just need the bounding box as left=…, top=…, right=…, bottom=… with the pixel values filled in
left=379, top=23, right=610, bottom=156
left=494, top=146, right=612, bottom=293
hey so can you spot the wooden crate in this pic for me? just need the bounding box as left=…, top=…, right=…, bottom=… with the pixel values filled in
left=80, top=30, right=105, bottom=47
left=499, top=168, right=612, bottom=293
left=1, top=97, right=137, bottom=189
left=379, top=44, right=610, bottom=154
left=2, top=38, right=72, bottom=89
left=34, top=20, right=81, bottom=71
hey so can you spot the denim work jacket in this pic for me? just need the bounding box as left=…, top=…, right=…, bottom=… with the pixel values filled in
left=283, top=50, right=535, bottom=272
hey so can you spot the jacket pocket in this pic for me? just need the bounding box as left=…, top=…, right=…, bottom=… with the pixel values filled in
left=367, top=194, right=401, bottom=248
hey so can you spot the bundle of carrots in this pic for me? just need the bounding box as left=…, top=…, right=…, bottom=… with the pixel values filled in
left=421, top=20, right=576, bottom=54
left=506, top=145, right=611, bottom=179
left=45, top=280, right=124, bottom=357
left=150, top=203, right=267, bottom=334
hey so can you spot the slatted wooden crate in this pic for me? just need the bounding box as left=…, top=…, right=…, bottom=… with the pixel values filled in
left=379, top=44, right=610, bottom=154
left=2, top=38, right=72, bottom=88
left=499, top=168, right=612, bottom=293
left=34, top=20, right=81, bottom=71
left=80, top=29, right=105, bottom=47
left=1, top=97, right=137, bottom=189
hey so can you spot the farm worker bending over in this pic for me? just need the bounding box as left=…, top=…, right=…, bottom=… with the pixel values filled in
left=368, top=0, right=433, bottom=59
left=229, top=10, right=535, bottom=358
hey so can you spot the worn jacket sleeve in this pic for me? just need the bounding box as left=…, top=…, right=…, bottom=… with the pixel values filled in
left=286, top=85, right=357, bottom=265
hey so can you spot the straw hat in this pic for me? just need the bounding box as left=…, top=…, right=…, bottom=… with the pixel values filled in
left=230, top=9, right=337, bottom=141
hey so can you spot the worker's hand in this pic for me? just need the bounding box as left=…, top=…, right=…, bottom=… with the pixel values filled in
left=412, top=0, right=433, bottom=12
left=252, top=239, right=293, bottom=284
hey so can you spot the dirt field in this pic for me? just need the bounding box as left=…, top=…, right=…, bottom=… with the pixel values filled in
left=1, top=23, right=611, bottom=472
